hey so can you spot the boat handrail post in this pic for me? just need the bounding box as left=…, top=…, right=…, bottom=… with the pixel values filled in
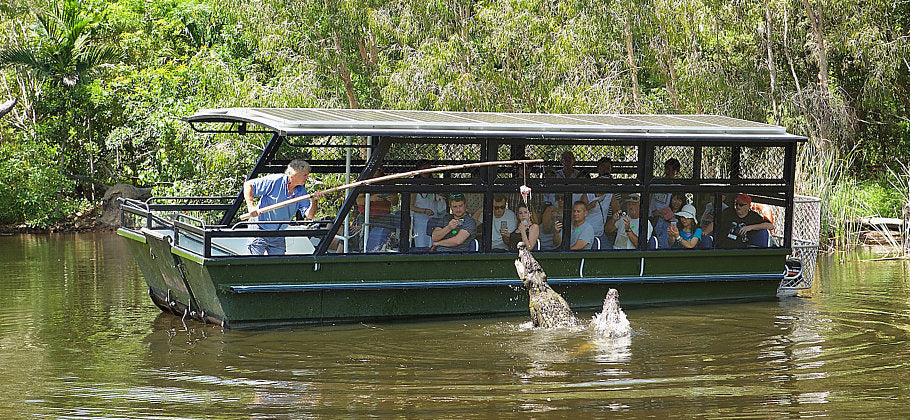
left=638, top=140, right=652, bottom=250
left=783, top=143, right=797, bottom=249
left=363, top=136, right=372, bottom=253
left=343, top=135, right=352, bottom=253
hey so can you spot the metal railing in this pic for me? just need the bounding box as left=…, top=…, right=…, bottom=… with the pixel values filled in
left=778, top=194, right=821, bottom=291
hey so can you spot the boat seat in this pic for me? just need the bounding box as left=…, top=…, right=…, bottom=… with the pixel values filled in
left=648, top=235, right=658, bottom=249
left=749, top=229, right=771, bottom=247
left=701, top=234, right=714, bottom=249
left=592, top=235, right=613, bottom=250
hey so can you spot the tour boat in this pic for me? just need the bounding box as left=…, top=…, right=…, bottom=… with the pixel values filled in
left=118, top=108, right=818, bottom=328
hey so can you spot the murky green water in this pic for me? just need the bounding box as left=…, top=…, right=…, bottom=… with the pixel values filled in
left=1, top=233, right=909, bottom=417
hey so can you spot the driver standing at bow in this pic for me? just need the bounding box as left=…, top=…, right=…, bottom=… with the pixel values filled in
left=243, top=159, right=324, bottom=255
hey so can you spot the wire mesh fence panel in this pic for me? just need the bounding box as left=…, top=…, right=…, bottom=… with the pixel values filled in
left=518, top=143, right=639, bottom=179
left=274, top=136, right=356, bottom=162
left=701, top=146, right=732, bottom=179
left=652, top=145, right=694, bottom=179
left=740, top=147, right=785, bottom=179
left=780, top=195, right=821, bottom=290
left=386, top=142, right=447, bottom=161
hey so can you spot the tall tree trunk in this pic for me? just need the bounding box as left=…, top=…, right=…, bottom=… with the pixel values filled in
left=622, top=14, right=641, bottom=110
left=800, top=0, right=830, bottom=96
left=332, top=29, right=359, bottom=109
left=655, top=8, right=680, bottom=112
left=765, top=2, right=779, bottom=123
left=782, top=5, right=803, bottom=99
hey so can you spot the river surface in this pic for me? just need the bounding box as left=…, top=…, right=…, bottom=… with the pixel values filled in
left=1, top=233, right=909, bottom=417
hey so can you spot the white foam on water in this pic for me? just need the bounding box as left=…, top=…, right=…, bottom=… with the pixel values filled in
left=590, top=289, right=632, bottom=339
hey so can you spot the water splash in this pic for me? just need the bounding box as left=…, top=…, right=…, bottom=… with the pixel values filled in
left=590, top=289, right=632, bottom=339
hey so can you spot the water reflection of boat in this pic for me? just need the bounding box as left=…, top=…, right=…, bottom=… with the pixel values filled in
left=118, top=108, right=818, bottom=328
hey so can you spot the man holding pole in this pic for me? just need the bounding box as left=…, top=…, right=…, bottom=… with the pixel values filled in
left=243, top=159, right=324, bottom=255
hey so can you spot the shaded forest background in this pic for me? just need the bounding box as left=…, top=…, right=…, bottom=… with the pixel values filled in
left=1, top=0, right=908, bottom=243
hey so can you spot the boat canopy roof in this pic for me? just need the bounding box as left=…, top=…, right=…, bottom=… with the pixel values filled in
left=186, top=108, right=806, bottom=142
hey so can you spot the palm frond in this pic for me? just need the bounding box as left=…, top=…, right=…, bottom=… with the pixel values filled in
left=74, top=45, right=121, bottom=78
left=0, top=47, right=44, bottom=70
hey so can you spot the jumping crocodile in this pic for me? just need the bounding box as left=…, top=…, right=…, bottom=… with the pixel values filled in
left=514, top=242, right=579, bottom=328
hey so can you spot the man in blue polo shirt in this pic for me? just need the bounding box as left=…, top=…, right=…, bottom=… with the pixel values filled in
left=243, top=159, right=323, bottom=255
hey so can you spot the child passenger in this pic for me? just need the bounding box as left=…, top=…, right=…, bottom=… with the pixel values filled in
left=668, top=204, right=702, bottom=248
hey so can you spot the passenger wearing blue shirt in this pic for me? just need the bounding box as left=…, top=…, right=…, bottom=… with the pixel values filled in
left=243, top=159, right=323, bottom=255
left=668, top=204, right=702, bottom=249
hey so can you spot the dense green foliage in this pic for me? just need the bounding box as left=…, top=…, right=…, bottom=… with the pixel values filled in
left=0, top=0, right=908, bottom=235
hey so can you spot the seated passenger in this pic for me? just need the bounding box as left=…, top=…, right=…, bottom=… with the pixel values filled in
left=355, top=189, right=398, bottom=252
left=555, top=150, right=585, bottom=179
left=717, top=193, right=774, bottom=249
left=653, top=192, right=687, bottom=248
left=538, top=195, right=565, bottom=250
left=430, top=194, right=477, bottom=252
left=649, top=158, right=682, bottom=220
left=488, top=194, right=518, bottom=251
left=565, top=200, right=595, bottom=250
left=699, top=194, right=727, bottom=236
left=607, top=193, right=653, bottom=250
left=662, top=157, right=681, bottom=179
left=354, top=168, right=400, bottom=252
left=508, top=203, right=540, bottom=251
left=410, top=161, right=447, bottom=248
left=668, top=204, right=702, bottom=248
left=593, top=156, right=614, bottom=180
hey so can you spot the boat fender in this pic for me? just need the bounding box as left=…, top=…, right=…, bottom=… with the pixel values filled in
left=314, top=262, right=320, bottom=272
left=579, top=258, right=585, bottom=278
left=639, top=257, right=645, bottom=277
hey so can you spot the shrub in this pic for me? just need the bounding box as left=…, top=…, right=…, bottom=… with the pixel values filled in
left=0, top=140, right=90, bottom=227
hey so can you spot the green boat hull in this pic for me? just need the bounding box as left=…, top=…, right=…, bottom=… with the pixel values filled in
left=121, top=228, right=789, bottom=329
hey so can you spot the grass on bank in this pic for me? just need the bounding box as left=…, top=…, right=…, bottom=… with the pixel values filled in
left=797, top=142, right=909, bottom=251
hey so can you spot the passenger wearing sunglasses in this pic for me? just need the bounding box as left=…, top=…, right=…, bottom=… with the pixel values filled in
left=717, top=193, right=774, bottom=248
left=486, top=194, right=517, bottom=251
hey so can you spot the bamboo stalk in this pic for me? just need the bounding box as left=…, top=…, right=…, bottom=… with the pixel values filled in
left=239, top=158, right=544, bottom=220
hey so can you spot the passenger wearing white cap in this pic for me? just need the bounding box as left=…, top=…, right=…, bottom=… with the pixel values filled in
left=668, top=204, right=702, bottom=249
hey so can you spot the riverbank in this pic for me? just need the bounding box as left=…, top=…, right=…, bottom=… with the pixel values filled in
left=0, top=204, right=111, bottom=234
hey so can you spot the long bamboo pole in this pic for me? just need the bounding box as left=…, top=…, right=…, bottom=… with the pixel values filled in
left=239, top=158, right=544, bottom=220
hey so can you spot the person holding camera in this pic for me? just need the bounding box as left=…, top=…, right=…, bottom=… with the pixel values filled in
left=484, top=194, right=518, bottom=251
left=668, top=204, right=702, bottom=249
left=606, top=193, right=653, bottom=250
left=509, top=202, right=540, bottom=251
left=538, top=195, right=565, bottom=250
left=717, top=194, right=773, bottom=248
left=430, top=194, right=477, bottom=252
